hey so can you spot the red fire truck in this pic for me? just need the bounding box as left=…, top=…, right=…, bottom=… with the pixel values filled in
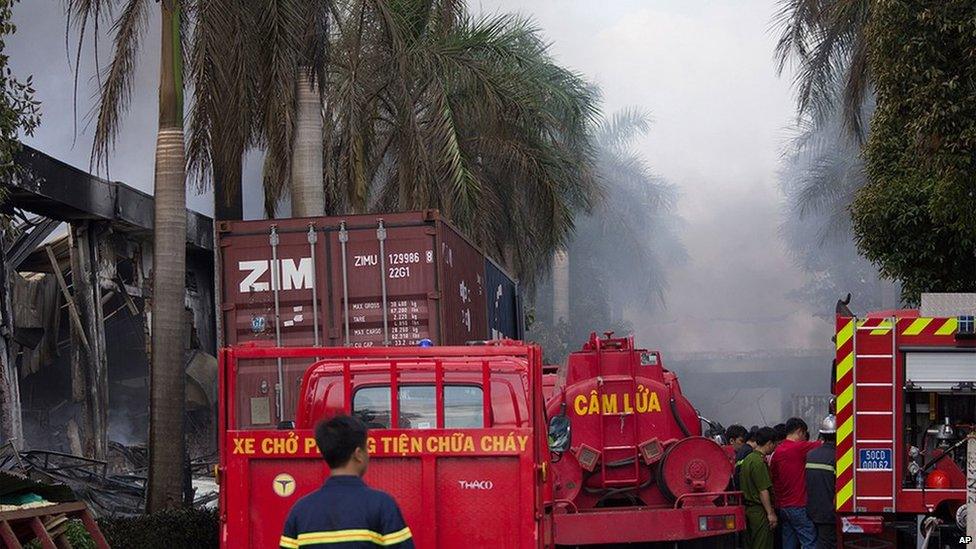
left=218, top=342, right=547, bottom=548
left=218, top=333, right=743, bottom=548
left=833, top=300, right=976, bottom=546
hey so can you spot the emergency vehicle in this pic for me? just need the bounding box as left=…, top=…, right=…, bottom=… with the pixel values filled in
left=218, top=334, right=744, bottom=548
left=833, top=295, right=976, bottom=546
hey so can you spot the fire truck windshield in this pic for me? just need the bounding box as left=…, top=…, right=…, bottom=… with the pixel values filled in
left=353, top=385, right=484, bottom=429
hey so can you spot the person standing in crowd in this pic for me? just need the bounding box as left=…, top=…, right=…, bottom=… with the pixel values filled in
left=740, top=427, right=779, bottom=549
left=806, top=415, right=837, bottom=549
left=770, top=424, right=788, bottom=549
left=733, top=426, right=758, bottom=490
left=727, top=424, right=748, bottom=452
left=770, top=417, right=821, bottom=549
left=773, top=423, right=788, bottom=449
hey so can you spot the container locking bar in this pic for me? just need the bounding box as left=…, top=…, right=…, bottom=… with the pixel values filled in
left=339, top=221, right=350, bottom=345
left=307, top=224, right=321, bottom=346
left=270, top=226, right=284, bottom=421
left=377, top=220, right=390, bottom=345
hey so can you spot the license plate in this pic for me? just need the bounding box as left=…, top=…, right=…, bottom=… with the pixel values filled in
left=858, top=449, right=892, bottom=470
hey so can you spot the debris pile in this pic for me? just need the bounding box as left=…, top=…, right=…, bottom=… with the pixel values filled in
left=0, top=441, right=218, bottom=517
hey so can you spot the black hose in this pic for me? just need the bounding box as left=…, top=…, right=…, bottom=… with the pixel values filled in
left=671, top=395, right=692, bottom=437
left=921, top=436, right=968, bottom=473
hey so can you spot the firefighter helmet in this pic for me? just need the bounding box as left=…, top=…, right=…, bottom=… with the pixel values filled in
left=819, top=413, right=837, bottom=435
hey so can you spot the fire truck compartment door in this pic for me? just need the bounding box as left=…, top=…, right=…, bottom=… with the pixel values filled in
left=905, top=351, right=976, bottom=390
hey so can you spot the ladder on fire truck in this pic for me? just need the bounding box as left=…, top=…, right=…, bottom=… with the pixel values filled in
left=595, top=336, right=642, bottom=490
left=837, top=317, right=898, bottom=513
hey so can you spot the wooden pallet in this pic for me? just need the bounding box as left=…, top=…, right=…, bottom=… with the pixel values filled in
left=0, top=501, right=109, bottom=548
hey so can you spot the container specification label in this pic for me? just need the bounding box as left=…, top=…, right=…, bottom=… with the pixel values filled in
left=857, top=448, right=892, bottom=470
left=348, top=299, right=429, bottom=346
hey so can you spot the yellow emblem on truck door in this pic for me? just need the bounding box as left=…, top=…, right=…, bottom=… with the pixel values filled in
left=273, top=473, right=296, bottom=497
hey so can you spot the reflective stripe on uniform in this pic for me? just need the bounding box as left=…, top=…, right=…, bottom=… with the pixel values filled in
left=280, top=536, right=299, bottom=549
left=292, top=527, right=413, bottom=546
left=805, top=462, right=835, bottom=474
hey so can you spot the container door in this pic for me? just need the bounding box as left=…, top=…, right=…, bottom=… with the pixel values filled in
left=326, top=219, right=438, bottom=347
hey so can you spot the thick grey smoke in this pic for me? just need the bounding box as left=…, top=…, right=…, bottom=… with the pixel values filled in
left=477, top=0, right=866, bottom=428
left=8, top=1, right=881, bottom=430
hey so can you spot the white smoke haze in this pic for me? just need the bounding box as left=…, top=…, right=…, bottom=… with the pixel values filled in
left=9, top=1, right=865, bottom=428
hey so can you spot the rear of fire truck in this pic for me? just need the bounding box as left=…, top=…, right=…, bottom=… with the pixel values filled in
left=544, top=333, right=744, bottom=547
left=834, top=294, right=976, bottom=546
left=218, top=342, right=549, bottom=548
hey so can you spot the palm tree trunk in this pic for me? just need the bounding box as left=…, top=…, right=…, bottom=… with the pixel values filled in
left=552, top=249, right=569, bottom=323
left=147, top=1, right=187, bottom=512
left=213, top=160, right=243, bottom=221
left=290, top=71, right=325, bottom=217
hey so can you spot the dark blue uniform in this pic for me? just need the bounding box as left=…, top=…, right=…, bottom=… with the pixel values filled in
left=805, top=443, right=836, bottom=549
left=280, top=475, right=414, bottom=548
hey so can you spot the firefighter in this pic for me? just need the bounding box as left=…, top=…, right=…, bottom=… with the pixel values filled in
left=279, top=415, right=414, bottom=549
left=805, top=414, right=837, bottom=549
left=740, top=426, right=779, bottom=549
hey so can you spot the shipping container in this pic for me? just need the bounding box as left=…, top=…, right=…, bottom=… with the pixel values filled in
left=485, top=257, right=522, bottom=340
left=217, top=210, right=522, bottom=426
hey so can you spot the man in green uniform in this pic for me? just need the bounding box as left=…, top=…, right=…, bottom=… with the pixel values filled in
left=739, top=426, right=779, bottom=549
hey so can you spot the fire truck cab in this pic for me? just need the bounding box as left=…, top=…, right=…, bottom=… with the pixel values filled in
left=218, top=342, right=548, bottom=548
left=834, top=295, right=976, bottom=546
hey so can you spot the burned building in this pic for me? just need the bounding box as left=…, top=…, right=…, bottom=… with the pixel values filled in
left=0, top=145, right=216, bottom=467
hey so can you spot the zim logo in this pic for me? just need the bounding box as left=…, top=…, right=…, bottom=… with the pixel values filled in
left=239, top=258, right=313, bottom=293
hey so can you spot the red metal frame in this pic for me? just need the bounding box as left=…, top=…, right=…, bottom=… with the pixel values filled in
left=219, top=342, right=548, bottom=548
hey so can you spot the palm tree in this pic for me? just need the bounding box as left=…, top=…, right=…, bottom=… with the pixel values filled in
left=185, top=1, right=331, bottom=220
left=66, top=0, right=187, bottom=510
left=580, top=108, right=683, bottom=310
left=773, top=0, right=872, bottom=138
left=531, top=109, right=684, bottom=362
left=299, top=1, right=599, bottom=285
left=291, top=72, right=326, bottom=216
left=778, top=100, right=898, bottom=312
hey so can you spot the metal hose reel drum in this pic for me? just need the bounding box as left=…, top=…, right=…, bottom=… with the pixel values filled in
left=656, top=437, right=733, bottom=501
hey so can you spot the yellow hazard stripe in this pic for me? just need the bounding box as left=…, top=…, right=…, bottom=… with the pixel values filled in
left=837, top=384, right=854, bottom=413
left=296, top=527, right=413, bottom=546
left=837, top=480, right=853, bottom=510
left=836, top=320, right=854, bottom=350
left=870, top=320, right=892, bottom=335
left=935, top=317, right=958, bottom=336
left=280, top=536, right=299, bottom=549
left=806, top=462, right=835, bottom=473
left=837, top=416, right=853, bottom=445
left=903, top=317, right=932, bottom=336
left=837, top=447, right=853, bottom=476
left=836, top=352, right=854, bottom=382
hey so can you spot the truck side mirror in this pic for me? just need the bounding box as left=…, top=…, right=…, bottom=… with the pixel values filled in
left=548, top=414, right=571, bottom=453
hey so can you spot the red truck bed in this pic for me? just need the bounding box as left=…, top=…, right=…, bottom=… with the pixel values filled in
left=219, top=344, right=548, bottom=548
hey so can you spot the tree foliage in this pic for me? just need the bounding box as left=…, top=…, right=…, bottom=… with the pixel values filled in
left=779, top=101, right=898, bottom=314
left=529, top=109, right=684, bottom=363
left=773, top=0, right=872, bottom=138
left=0, top=0, right=39, bottom=199
left=852, top=0, right=976, bottom=303
left=318, top=1, right=600, bottom=285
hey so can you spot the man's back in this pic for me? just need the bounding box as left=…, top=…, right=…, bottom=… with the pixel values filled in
left=739, top=450, right=773, bottom=507
left=280, top=475, right=413, bottom=548
left=805, top=444, right=836, bottom=524
left=770, top=439, right=820, bottom=507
